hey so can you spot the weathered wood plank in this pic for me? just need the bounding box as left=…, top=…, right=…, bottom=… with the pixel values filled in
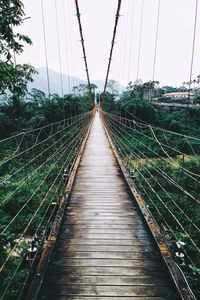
left=59, top=233, right=148, bottom=240
left=41, top=285, right=176, bottom=297
left=38, top=114, right=180, bottom=299
left=46, top=265, right=170, bottom=277
left=40, top=297, right=174, bottom=300
left=53, top=251, right=158, bottom=260
left=55, top=244, right=154, bottom=253
left=51, top=258, right=161, bottom=268
left=45, top=275, right=167, bottom=285
left=57, top=239, right=152, bottom=246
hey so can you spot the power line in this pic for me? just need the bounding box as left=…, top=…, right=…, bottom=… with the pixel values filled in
left=103, top=0, right=122, bottom=94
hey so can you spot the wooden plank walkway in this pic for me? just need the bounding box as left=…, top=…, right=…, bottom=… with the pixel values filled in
left=38, top=113, right=180, bottom=299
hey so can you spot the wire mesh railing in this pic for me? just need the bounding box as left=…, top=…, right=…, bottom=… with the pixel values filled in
left=0, top=111, right=93, bottom=300
left=101, top=110, right=200, bottom=298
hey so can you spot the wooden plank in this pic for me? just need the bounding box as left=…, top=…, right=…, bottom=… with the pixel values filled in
left=62, top=224, right=143, bottom=229
left=45, top=275, right=167, bottom=285
left=24, top=115, right=94, bottom=300
left=40, top=285, right=176, bottom=297
left=46, top=265, right=171, bottom=277
left=36, top=114, right=181, bottom=300
left=57, top=239, right=152, bottom=246
left=40, top=297, right=174, bottom=300
left=55, top=244, right=154, bottom=253
left=65, top=212, right=136, bottom=217
left=51, top=258, right=160, bottom=268
left=62, top=220, right=147, bottom=225
left=53, top=251, right=158, bottom=260
left=59, top=231, right=148, bottom=239
left=66, top=208, right=135, bottom=212
left=61, top=224, right=145, bottom=230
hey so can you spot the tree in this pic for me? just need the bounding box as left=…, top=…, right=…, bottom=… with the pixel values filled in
left=127, top=80, right=159, bottom=101
left=28, top=88, right=46, bottom=103
left=72, top=83, right=97, bottom=97
left=0, top=0, right=37, bottom=106
left=107, top=80, right=120, bottom=96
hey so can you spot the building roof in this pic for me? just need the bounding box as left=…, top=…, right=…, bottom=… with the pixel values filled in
left=165, top=92, right=194, bottom=97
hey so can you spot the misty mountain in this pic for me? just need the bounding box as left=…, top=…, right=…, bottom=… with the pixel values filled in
left=28, top=67, right=85, bottom=95
left=28, top=67, right=123, bottom=95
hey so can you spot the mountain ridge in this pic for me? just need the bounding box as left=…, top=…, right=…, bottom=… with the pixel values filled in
left=28, top=67, right=113, bottom=95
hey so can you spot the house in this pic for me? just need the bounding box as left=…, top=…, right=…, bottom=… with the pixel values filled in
left=164, top=92, right=194, bottom=101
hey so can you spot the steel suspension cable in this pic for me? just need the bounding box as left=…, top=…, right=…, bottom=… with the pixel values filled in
left=74, top=0, right=92, bottom=98
left=122, top=0, right=130, bottom=87
left=103, top=0, right=122, bottom=94
left=105, top=115, right=200, bottom=226
left=102, top=114, right=200, bottom=255
left=0, top=115, right=92, bottom=281
left=136, top=0, right=144, bottom=81
left=0, top=113, right=89, bottom=168
left=40, top=0, right=51, bottom=98
left=106, top=112, right=200, bottom=180
left=103, top=112, right=200, bottom=202
left=68, top=0, right=75, bottom=89
left=188, top=0, right=199, bottom=106
left=55, top=0, right=64, bottom=97
left=0, top=116, right=90, bottom=208
left=105, top=121, right=196, bottom=267
left=62, top=0, right=71, bottom=92
left=152, top=0, right=161, bottom=82
left=107, top=110, right=200, bottom=142
left=118, top=4, right=125, bottom=93
left=127, top=0, right=135, bottom=83
left=1, top=117, right=92, bottom=298
left=73, top=0, right=80, bottom=88
left=0, top=114, right=89, bottom=188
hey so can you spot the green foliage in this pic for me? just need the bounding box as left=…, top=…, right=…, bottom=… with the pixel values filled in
left=103, top=86, right=200, bottom=137
left=0, top=62, right=37, bottom=97
left=0, top=1, right=93, bottom=297
left=103, top=89, right=200, bottom=298
left=0, top=90, right=92, bottom=139
left=0, top=0, right=31, bottom=58
left=0, top=97, right=92, bottom=298
left=135, top=159, right=200, bottom=298
left=72, top=83, right=97, bottom=98
left=0, top=0, right=37, bottom=100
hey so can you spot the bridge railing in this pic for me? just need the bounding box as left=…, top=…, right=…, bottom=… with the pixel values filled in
left=0, top=110, right=94, bottom=299
left=101, top=110, right=200, bottom=298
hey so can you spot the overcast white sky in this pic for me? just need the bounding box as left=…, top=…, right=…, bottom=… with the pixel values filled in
left=17, top=0, right=200, bottom=88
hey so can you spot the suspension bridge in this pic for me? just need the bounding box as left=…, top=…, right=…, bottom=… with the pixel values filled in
left=0, top=0, right=200, bottom=299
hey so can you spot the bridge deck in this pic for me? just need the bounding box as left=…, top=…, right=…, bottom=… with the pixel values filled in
left=38, top=114, right=179, bottom=299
